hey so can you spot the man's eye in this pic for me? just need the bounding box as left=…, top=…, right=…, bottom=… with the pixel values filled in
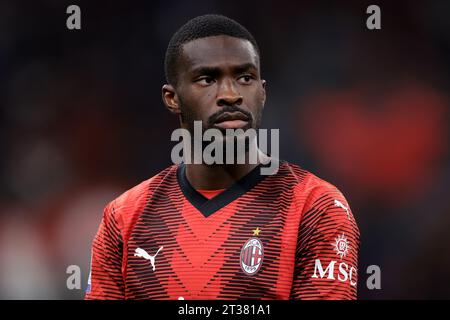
left=238, top=75, right=254, bottom=84
left=196, top=77, right=215, bottom=86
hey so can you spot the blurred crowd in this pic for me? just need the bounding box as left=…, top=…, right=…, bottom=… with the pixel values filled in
left=0, top=0, right=449, bottom=299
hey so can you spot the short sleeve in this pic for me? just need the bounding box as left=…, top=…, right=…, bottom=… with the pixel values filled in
left=85, top=203, right=125, bottom=300
left=290, top=186, right=360, bottom=300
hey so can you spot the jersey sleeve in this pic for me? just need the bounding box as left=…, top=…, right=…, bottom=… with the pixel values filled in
left=85, top=202, right=125, bottom=300
left=290, top=184, right=360, bottom=300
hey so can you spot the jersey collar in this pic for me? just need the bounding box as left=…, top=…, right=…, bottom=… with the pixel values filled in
left=176, top=163, right=270, bottom=217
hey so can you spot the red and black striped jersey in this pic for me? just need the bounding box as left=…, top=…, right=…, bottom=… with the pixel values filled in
left=85, top=161, right=360, bottom=300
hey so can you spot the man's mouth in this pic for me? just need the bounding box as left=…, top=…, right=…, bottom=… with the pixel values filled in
left=212, top=112, right=250, bottom=129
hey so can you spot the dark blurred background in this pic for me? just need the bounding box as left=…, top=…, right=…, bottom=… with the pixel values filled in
left=0, top=0, right=449, bottom=299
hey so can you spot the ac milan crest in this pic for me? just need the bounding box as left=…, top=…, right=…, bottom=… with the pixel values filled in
left=240, top=237, right=264, bottom=275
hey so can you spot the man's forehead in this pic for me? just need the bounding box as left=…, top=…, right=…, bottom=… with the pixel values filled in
left=180, top=35, right=259, bottom=70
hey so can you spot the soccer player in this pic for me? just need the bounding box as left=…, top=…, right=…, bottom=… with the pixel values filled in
left=85, top=14, right=360, bottom=300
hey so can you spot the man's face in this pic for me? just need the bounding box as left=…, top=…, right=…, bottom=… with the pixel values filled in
left=169, top=35, right=266, bottom=134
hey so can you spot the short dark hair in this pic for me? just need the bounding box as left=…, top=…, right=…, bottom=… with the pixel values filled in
left=164, top=14, right=260, bottom=86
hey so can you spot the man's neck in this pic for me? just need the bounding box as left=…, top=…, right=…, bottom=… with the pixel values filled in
left=185, top=163, right=258, bottom=190
left=184, top=151, right=270, bottom=190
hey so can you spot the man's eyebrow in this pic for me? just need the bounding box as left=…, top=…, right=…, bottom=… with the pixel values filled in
left=233, top=63, right=258, bottom=74
left=189, top=63, right=258, bottom=76
left=190, top=66, right=222, bottom=76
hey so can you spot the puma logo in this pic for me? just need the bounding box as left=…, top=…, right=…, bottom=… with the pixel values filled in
left=134, top=246, right=163, bottom=271
left=334, top=199, right=351, bottom=220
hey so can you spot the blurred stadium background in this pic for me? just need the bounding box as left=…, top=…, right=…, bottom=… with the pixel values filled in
left=0, top=0, right=449, bottom=299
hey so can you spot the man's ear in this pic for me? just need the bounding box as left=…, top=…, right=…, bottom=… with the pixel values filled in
left=261, top=79, right=267, bottom=105
left=162, top=84, right=181, bottom=115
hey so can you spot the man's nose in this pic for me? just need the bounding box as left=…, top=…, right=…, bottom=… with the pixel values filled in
left=216, top=79, right=243, bottom=106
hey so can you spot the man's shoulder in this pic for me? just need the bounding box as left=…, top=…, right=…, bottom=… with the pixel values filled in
left=280, top=160, right=337, bottom=189
left=280, top=161, right=357, bottom=229
left=106, top=165, right=178, bottom=215
left=280, top=160, right=346, bottom=204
